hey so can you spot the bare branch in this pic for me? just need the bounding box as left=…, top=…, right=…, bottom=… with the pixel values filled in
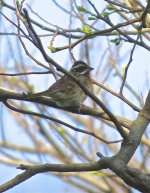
left=0, top=160, right=105, bottom=192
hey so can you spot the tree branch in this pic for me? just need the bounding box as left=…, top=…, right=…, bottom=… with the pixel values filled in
left=0, top=160, right=107, bottom=192
left=0, top=88, right=132, bottom=129
left=3, top=100, right=122, bottom=144
left=104, top=91, right=150, bottom=192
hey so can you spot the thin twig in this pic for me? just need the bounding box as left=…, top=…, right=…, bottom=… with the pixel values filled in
left=92, top=79, right=140, bottom=112
left=87, top=0, right=150, bottom=52
left=119, top=34, right=140, bottom=94
left=3, top=100, right=122, bottom=144
left=0, top=11, right=32, bottom=43
left=22, top=8, right=128, bottom=140
left=0, top=161, right=102, bottom=192
left=0, top=71, right=50, bottom=76
left=69, top=35, right=76, bottom=62
left=104, top=0, right=143, bottom=12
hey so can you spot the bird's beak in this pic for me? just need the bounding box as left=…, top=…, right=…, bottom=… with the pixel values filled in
left=89, top=67, right=94, bottom=71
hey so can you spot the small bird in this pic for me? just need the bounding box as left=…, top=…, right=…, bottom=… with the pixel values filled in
left=30, top=61, right=93, bottom=107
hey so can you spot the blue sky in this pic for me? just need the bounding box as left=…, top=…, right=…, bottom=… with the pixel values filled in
left=0, top=0, right=150, bottom=193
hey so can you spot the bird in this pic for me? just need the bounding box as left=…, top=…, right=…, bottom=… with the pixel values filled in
left=29, top=61, right=94, bottom=107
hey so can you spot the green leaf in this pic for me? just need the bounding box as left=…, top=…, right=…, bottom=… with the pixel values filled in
left=135, top=24, right=141, bottom=30
left=0, top=2, right=4, bottom=9
left=88, top=17, right=97, bottom=20
left=107, top=5, right=115, bottom=10
left=77, top=6, right=90, bottom=14
left=121, top=64, right=126, bottom=75
left=48, top=46, right=56, bottom=53
left=88, top=171, right=108, bottom=176
left=81, top=25, right=93, bottom=35
left=16, top=0, right=20, bottom=9
left=28, top=84, right=35, bottom=93
left=102, top=11, right=110, bottom=17
left=58, top=127, right=66, bottom=136
left=82, top=136, right=88, bottom=143
left=110, top=38, right=121, bottom=46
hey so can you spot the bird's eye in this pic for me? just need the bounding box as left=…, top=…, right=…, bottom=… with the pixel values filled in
left=75, top=66, right=86, bottom=73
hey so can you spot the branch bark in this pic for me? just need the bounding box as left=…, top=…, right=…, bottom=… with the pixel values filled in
left=0, top=88, right=132, bottom=129
left=0, top=91, right=150, bottom=192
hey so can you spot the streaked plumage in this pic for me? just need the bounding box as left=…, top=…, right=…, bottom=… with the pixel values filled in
left=33, top=61, right=93, bottom=107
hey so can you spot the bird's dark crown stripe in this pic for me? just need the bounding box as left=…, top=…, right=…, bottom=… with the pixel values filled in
left=72, top=65, right=86, bottom=70
left=72, top=62, right=89, bottom=70
left=73, top=61, right=87, bottom=65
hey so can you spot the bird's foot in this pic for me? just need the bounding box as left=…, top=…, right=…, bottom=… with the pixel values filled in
left=77, top=104, right=84, bottom=113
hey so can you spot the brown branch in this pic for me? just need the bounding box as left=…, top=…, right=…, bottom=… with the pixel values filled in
left=0, top=1, right=81, bottom=39
left=104, top=0, right=143, bottom=12
left=22, top=8, right=127, bottom=140
left=87, top=0, right=150, bottom=52
left=141, top=0, right=150, bottom=27
left=119, top=0, right=150, bottom=95
left=2, top=0, right=150, bottom=52
left=0, top=160, right=106, bottom=192
left=0, top=142, right=52, bottom=154
left=2, top=92, right=150, bottom=193
left=92, top=79, right=140, bottom=112
left=0, top=10, right=32, bottom=43
left=0, top=71, right=50, bottom=76
left=120, top=33, right=141, bottom=94
left=3, top=100, right=122, bottom=144
left=103, top=91, right=150, bottom=192
left=53, top=18, right=140, bottom=52
left=1, top=91, right=150, bottom=193
left=121, top=91, right=150, bottom=161
left=0, top=88, right=132, bottom=129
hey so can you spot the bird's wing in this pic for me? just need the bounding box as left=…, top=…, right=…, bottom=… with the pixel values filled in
left=48, top=76, right=75, bottom=94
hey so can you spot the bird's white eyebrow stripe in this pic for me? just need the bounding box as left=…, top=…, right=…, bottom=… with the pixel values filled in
left=79, top=69, right=90, bottom=74
left=72, top=64, right=88, bottom=69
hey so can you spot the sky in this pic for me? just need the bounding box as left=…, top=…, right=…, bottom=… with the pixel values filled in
left=0, top=0, right=150, bottom=193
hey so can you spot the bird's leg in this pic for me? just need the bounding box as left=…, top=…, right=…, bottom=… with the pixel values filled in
left=78, top=104, right=84, bottom=113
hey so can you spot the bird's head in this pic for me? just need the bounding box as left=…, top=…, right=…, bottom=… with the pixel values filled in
left=71, top=61, right=94, bottom=75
